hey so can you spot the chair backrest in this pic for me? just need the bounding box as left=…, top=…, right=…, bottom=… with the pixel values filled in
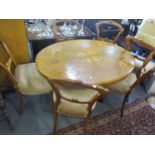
left=125, top=36, right=155, bottom=52
left=51, top=19, right=81, bottom=42
left=0, top=40, right=18, bottom=88
left=96, top=20, right=124, bottom=43
left=48, top=78, right=109, bottom=108
left=135, top=19, right=155, bottom=48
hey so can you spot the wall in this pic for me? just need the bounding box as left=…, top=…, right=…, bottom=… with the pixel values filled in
left=0, top=19, right=29, bottom=64
left=0, top=19, right=29, bottom=88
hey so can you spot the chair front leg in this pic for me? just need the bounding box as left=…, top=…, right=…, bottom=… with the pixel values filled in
left=53, top=112, right=58, bottom=135
left=51, top=90, right=54, bottom=112
left=15, top=89, right=24, bottom=115
left=83, top=117, right=89, bottom=134
left=121, top=92, right=130, bottom=117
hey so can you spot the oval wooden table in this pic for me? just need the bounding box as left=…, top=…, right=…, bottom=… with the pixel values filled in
left=35, top=40, right=135, bottom=86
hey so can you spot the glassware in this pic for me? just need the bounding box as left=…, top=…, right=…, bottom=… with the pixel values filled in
left=78, top=19, right=85, bottom=36
left=72, top=19, right=79, bottom=32
left=61, top=21, right=68, bottom=31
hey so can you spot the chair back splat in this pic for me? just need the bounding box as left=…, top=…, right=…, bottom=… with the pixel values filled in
left=51, top=19, right=81, bottom=42
left=96, top=20, right=124, bottom=43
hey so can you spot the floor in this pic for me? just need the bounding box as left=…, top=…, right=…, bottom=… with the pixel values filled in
left=0, top=81, right=152, bottom=135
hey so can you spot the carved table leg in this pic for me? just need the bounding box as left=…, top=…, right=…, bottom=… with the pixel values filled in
left=0, top=93, right=14, bottom=130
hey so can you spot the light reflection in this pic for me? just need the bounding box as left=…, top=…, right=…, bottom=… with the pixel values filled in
left=66, top=65, right=77, bottom=80
left=106, top=46, right=117, bottom=55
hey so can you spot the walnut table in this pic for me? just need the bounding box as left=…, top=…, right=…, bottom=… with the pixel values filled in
left=35, top=40, right=135, bottom=86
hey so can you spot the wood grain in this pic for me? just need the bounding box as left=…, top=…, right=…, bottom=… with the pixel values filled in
left=36, top=40, right=135, bottom=86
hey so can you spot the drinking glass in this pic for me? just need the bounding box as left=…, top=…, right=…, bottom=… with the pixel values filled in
left=78, top=19, right=85, bottom=36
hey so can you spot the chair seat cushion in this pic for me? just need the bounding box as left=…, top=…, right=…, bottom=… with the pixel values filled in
left=54, top=87, right=97, bottom=118
left=106, top=73, right=137, bottom=94
left=147, top=96, right=155, bottom=110
left=14, top=63, right=52, bottom=95
left=134, top=58, right=155, bottom=73
left=57, top=99, right=96, bottom=118
left=148, top=81, right=155, bottom=94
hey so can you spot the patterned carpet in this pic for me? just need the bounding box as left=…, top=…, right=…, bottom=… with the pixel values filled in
left=57, top=99, right=155, bottom=135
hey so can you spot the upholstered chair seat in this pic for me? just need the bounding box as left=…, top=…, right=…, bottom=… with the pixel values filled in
left=147, top=80, right=155, bottom=110
left=57, top=98, right=96, bottom=118
left=14, top=63, right=52, bottom=95
left=134, top=58, right=155, bottom=73
left=107, top=73, right=137, bottom=94
left=107, top=59, right=155, bottom=95
left=53, top=86, right=97, bottom=117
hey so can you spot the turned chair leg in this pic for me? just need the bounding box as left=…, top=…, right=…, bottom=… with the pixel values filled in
left=83, top=117, right=89, bottom=134
left=51, top=91, right=54, bottom=113
left=15, top=89, right=24, bottom=115
left=121, top=94, right=129, bottom=117
left=53, top=108, right=58, bottom=135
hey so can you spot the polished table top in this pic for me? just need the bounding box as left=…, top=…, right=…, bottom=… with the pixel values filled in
left=35, top=40, right=135, bottom=86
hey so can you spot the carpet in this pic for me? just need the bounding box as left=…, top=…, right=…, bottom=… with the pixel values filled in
left=57, top=99, right=155, bottom=135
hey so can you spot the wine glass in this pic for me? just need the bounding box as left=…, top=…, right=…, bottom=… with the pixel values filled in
left=78, top=19, right=85, bottom=36
left=72, top=19, right=78, bottom=30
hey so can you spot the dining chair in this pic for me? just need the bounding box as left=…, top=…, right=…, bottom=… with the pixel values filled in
left=95, top=20, right=124, bottom=43
left=135, top=19, right=155, bottom=48
left=125, top=36, right=155, bottom=75
left=0, top=39, right=52, bottom=114
left=50, top=19, right=81, bottom=42
left=106, top=52, right=155, bottom=117
left=47, top=79, right=109, bottom=134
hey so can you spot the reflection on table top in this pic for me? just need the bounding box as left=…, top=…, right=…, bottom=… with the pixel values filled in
left=26, top=24, right=95, bottom=41
left=35, top=40, right=135, bottom=86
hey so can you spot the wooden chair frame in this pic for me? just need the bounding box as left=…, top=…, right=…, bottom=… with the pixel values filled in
left=96, top=20, right=124, bottom=43
left=51, top=19, right=81, bottom=42
left=125, top=36, right=155, bottom=76
left=0, top=39, right=24, bottom=114
left=125, top=36, right=155, bottom=59
left=47, top=79, right=109, bottom=134
left=120, top=56, right=155, bottom=117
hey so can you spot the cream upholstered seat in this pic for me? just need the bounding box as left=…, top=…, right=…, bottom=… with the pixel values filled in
left=107, top=56, right=155, bottom=117
left=54, top=86, right=97, bottom=117
left=48, top=79, right=109, bottom=134
left=14, top=63, right=52, bottom=95
left=106, top=57, right=155, bottom=94
left=134, top=58, right=155, bottom=73
left=107, top=73, right=137, bottom=94
left=0, top=39, right=52, bottom=114
left=147, top=78, right=155, bottom=110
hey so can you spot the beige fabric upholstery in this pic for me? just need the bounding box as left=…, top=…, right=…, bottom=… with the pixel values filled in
left=134, top=58, right=155, bottom=73
left=147, top=96, right=155, bottom=110
left=14, top=63, right=52, bottom=95
left=107, top=73, right=137, bottom=94
left=135, top=19, right=155, bottom=48
left=54, top=87, right=97, bottom=118
left=148, top=81, right=155, bottom=94
left=147, top=80, right=155, bottom=110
